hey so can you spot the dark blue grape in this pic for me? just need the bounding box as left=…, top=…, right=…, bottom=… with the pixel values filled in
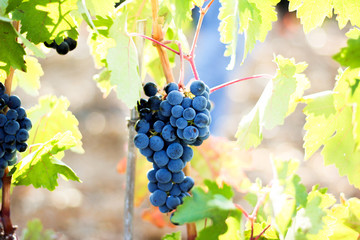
left=147, top=169, right=157, bottom=183
left=0, top=83, right=5, bottom=95
left=161, top=125, right=176, bottom=142
left=20, top=117, right=32, bottom=131
left=179, top=192, right=190, bottom=204
left=140, top=147, right=154, bottom=157
left=167, top=159, right=184, bottom=173
left=160, top=100, right=172, bottom=117
left=199, top=132, right=210, bottom=141
left=201, top=91, right=209, bottom=99
left=153, top=150, right=169, bottom=168
left=192, top=139, right=203, bottom=146
left=0, top=146, right=4, bottom=158
left=183, top=126, right=199, bottom=141
left=179, top=176, right=194, bottom=192
left=16, top=142, right=28, bottom=152
left=4, top=120, right=20, bottom=135
left=190, top=80, right=206, bottom=95
left=148, top=182, right=158, bottom=193
left=164, top=82, right=178, bottom=93
left=0, top=115, right=6, bottom=127
left=194, top=113, right=209, bottom=128
left=1, top=94, right=9, bottom=104
left=4, top=143, right=15, bottom=153
left=6, top=109, right=18, bottom=120
left=183, top=107, right=196, bottom=120
left=135, top=119, right=150, bottom=133
left=5, top=135, right=15, bottom=145
left=166, top=143, right=183, bottom=159
left=139, top=108, right=152, bottom=121
left=150, top=190, right=167, bottom=206
left=153, top=120, right=165, bottom=133
left=146, top=157, right=154, bottom=163
left=192, top=96, right=207, bottom=111
left=171, top=105, right=184, bottom=118
left=172, top=171, right=185, bottom=183
left=198, top=126, right=209, bottom=137
left=166, top=196, right=181, bottom=210
left=134, top=133, right=149, bottom=149
left=176, top=128, right=184, bottom=139
left=0, top=159, right=8, bottom=169
left=181, top=97, right=192, bottom=108
left=143, top=82, right=158, bottom=97
left=155, top=168, right=172, bottom=183
left=170, top=116, right=177, bottom=127
left=170, top=184, right=181, bottom=196
left=56, top=41, right=69, bottom=55
left=157, top=182, right=173, bottom=191
left=8, top=95, right=21, bottom=109
left=167, top=91, right=183, bottom=105
left=64, top=37, right=77, bottom=51
left=16, top=129, right=29, bottom=143
left=148, top=96, right=161, bottom=110
left=149, top=136, right=164, bottom=151
left=159, top=204, right=170, bottom=213
left=175, top=117, right=188, bottom=129
left=3, top=151, right=16, bottom=161
left=182, top=146, right=193, bottom=162
left=206, top=101, right=211, bottom=110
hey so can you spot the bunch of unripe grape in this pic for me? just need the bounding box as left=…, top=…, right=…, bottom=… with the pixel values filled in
left=134, top=80, right=211, bottom=213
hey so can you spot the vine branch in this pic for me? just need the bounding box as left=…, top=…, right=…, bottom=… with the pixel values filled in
left=1, top=20, right=20, bottom=238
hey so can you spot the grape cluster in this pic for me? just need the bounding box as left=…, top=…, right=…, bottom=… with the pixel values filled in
left=134, top=80, right=211, bottom=213
left=0, top=83, right=32, bottom=187
left=44, top=37, right=77, bottom=55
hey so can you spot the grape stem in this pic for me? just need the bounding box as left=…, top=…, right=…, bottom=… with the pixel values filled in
left=1, top=20, right=19, bottom=238
left=209, top=74, right=274, bottom=93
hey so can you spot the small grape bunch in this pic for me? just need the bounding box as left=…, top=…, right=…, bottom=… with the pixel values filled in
left=0, top=82, right=32, bottom=187
left=44, top=37, right=77, bottom=55
left=134, top=80, right=211, bottom=213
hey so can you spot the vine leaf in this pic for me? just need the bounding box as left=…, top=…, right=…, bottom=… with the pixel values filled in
left=13, top=56, right=43, bottom=96
left=235, top=55, right=309, bottom=149
left=171, top=180, right=241, bottom=239
left=11, top=0, right=78, bottom=44
left=289, top=0, right=360, bottom=32
left=0, top=20, right=26, bottom=73
left=333, top=37, right=360, bottom=69
left=162, top=231, right=181, bottom=240
left=11, top=131, right=81, bottom=191
left=106, top=12, right=142, bottom=108
left=26, top=95, right=84, bottom=154
left=304, top=68, right=360, bottom=188
left=218, top=0, right=280, bottom=68
left=20, top=219, right=56, bottom=240
left=83, top=0, right=117, bottom=17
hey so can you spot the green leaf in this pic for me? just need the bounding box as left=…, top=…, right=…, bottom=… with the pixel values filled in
left=171, top=181, right=240, bottom=239
left=12, top=0, right=78, bottom=44
left=26, top=95, right=84, bottom=154
left=333, top=37, right=360, bottom=69
left=218, top=0, right=279, bottom=68
left=12, top=131, right=81, bottom=190
left=235, top=55, right=309, bottom=149
left=13, top=56, right=43, bottom=96
left=5, top=0, right=22, bottom=14
left=289, top=0, right=360, bottom=32
left=84, top=0, right=117, bottom=17
left=21, top=219, right=56, bottom=240
left=162, top=231, right=181, bottom=240
left=170, top=0, right=193, bottom=29
left=219, top=216, right=243, bottom=240
left=106, top=12, right=142, bottom=108
left=0, top=20, right=26, bottom=73
left=93, top=69, right=113, bottom=97
left=303, top=68, right=360, bottom=188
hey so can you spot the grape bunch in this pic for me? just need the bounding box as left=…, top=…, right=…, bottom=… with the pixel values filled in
left=134, top=80, right=211, bottom=213
left=44, top=37, right=77, bottom=55
left=0, top=83, right=32, bottom=188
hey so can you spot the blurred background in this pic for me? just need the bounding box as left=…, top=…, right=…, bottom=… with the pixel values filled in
left=10, top=0, right=360, bottom=239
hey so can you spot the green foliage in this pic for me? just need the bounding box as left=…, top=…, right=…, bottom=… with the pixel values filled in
left=333, top=37, right=360, bottom=69
left=303, top=68, right=360, bottom=188
left=289, top=0, right=360, bottom=32
left=20, top=219, right=56, bottom=240
left=162, top=231, right=182, bottom=240
left=235, top=55, right=309, bottom=149
left=171, top=180, right=241, bottom=239
left=0, top=21, right=26, bottom=73
left=218, top=0, right=280, bottom=68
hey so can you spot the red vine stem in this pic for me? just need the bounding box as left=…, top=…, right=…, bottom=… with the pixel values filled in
left=210, top=74, right=274, bottom=93
left=254, top=224, right=271, bottom=240
left=1, top=20, right=19, bottom=238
